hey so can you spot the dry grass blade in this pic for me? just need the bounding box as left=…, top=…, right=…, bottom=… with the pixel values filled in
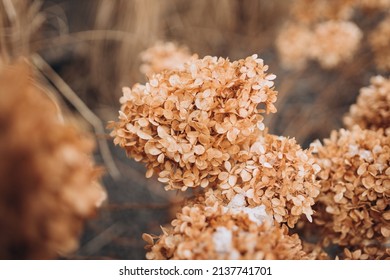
left=31, top=53, right=121, bottom=180
left=0, top=0, right=44, bottom=63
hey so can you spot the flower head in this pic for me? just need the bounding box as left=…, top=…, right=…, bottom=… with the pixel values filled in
left=0, top=62, right=106, bottom=259
left=140, top=41, right=197, bottom=77
left=344, top=76, right=390, bottom=133
left=310, top=20, right=362, bottom=69
left=276, top=23, right=313, bottom=70
left=110, top=55, right=278, bottom=191
left=197, top=134, right=321, bottom=228
left=310, top=126, right=389, bottom=259
left=143, top=194, right=308, bottom=260
left=291, top=0, right=355, bottom=24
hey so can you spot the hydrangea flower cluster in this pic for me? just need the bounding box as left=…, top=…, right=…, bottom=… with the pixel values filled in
left=290, top=0, right=356, bottom=24
left=310, top=126, right=389, bottom=259
left=276, top=20, right=362, bottom=69
left=297, top=75, right=390, bottom=260
left=111, top=51, right=324, bottom=259
left=143, top=194, right=308, bottom=260
left=275, top=0, right=390, bottom=70
left=344, top=76, right=390, bottom=133
left=0, top=62, right=106, bottom=259
left=110, top=54, right=278, bottom=192
left=275, top=23, right=312, bottom=70
left=310, top=20, right=362, bottom=69
left=140, top=41, right=198, bottom=77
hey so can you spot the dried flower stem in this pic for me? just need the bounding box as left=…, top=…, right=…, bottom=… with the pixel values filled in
left=31, top=54, right=121, bottom=180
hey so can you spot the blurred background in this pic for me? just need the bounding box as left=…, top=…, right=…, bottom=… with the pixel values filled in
left=1, top=0, right=388, bottom=259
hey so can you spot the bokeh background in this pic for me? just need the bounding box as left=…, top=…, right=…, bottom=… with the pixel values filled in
left=1, top=0, right=388, bottom=259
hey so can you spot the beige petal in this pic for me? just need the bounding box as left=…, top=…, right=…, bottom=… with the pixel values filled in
left=194, top=145, right=205, bottom=155
left=137, top=130, right=153, bottom=140
left=146, top=145, right=161, bottom=156
left=142, top=233, right=154, bottom=245
left=201, top=178, right=209, bottom=188
left=218, top=172, right=229, bottom=181
left=381, top=226, right=390, bottom=238
left=138, top=118, right=149, bottom=127
left=228, top=175, right=238, bottom=187
left=157, top=126, right=170, bottom=138
left=240, top=169, right=252, bottom=182
left=145, top=168, right=154, bottom=178
left=158, top=177, right=170, bottom=183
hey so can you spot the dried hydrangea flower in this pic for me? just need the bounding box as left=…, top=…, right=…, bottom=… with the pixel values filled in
left=197, top=133, right=321, bottom=228
left=291, top=0, right=356, bottom=24
left=275, top=23, right=313, bottom=70
left=370, top=16, right=390, bottom=71
left=111, top=53, right=321, bottom=228
left=310, top=20, right=362, bottom=69
left=276, top=19, right=362, bottom=70
left=344, top=76, right=390, bottom=132
left=140, top=41, right=198, bottom=77
left=342, top=247, right=390, bottom=260
left=0, top=62, right=106, bottom=259
left=143, top=194, right=309, bottom=260
left=309, top=126, right=390, bottom=259
left=110, top=55, right=278, bottom=191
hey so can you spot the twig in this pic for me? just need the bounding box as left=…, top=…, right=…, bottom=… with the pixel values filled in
left=33, top=77, right=66, bottom=124
left=31, top=53, right=121, bottom=180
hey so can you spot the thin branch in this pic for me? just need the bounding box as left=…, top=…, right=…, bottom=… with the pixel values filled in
left=31, top=53, right=121, bottom=180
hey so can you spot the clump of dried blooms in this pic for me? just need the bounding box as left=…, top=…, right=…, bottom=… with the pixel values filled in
left=369, top=16, right=390, bottom=71
left=276, top=19, right=362, bottom=70
left=197, top=133, right=321, bottom=228
left=310, top=126, right=390, bottom=259
left=140, top=41, right=198, bottom=77
left=291, top=0, right=356, bottom=24
left=113, top=54, right=324, bottom=259
left=110, top=55, right=278, bottom=191
left=344, top=76, right=390, bottom=132
left=291, top=0, right=390, bottom=24
left=112, top=54, right=321, bottom=228
left=275, top=23, right=313, bottom=70
left=310, top=20, right=362, bottom=69
left=0, top=62, right=106, bottom=259
left=143, top=195, right=308, bottom=260
left=342, top=247, right=390, bottom=260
